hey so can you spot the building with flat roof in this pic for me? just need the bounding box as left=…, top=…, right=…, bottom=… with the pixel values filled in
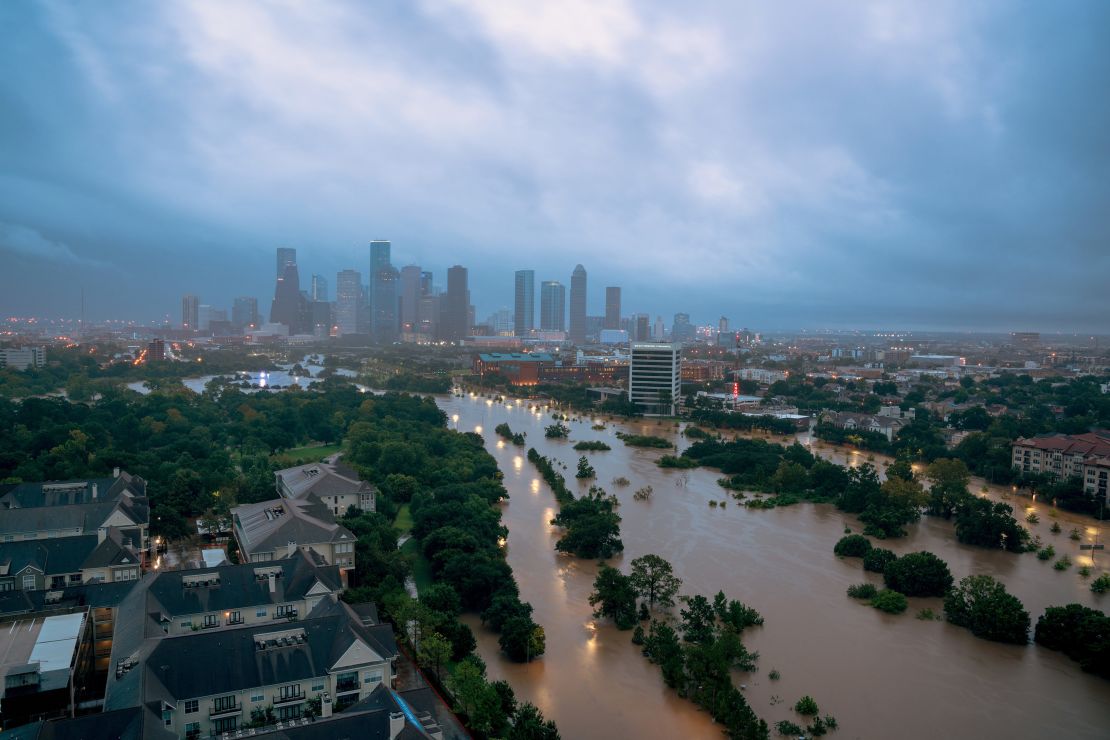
left=0, top=611, right=90, bottom=729
left=628, top=343, right=681, bottom=416
left=0, top=347, right=45, bottom=371
left=472, top=352, right=555, bottom=385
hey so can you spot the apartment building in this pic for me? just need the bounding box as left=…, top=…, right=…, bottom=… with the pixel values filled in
left=1012, top=431, right=1110, bottom=503
left=275, top=461, right=376, bottom=517
left=105, top=599, right=399, bottom=738
left=0, top=528, right=141, bottom=593
left=134, top=550, right=342, bottom=636
left=0, top=471, right=150, bottom=552
left=231, top=498, right=356, bottom=574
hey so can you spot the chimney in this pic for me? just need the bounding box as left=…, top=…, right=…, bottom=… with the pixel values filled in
left=91, top=483, right=98, bottom=500
left=321, top=693, right=333, bottom=718
left=113, top=466, right=120, bottom=478
left=287, top=541, right=297, bottom=558
left=268, top=573, right=277, bottom=594
left=389, top=711, right=405, bottom=738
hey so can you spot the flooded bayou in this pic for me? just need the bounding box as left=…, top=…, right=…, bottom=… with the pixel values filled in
left=438, top=393, right=1110, bottom=739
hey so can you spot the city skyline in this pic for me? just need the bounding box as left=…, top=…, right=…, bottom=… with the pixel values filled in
left=2, top=2, right=1108, bottom=332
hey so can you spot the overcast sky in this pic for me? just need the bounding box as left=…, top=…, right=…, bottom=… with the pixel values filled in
left=1, top=1, right=1108, bottom=331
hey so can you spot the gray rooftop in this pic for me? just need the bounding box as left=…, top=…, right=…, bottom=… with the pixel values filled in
left=233, top=497, right=355, bottom=557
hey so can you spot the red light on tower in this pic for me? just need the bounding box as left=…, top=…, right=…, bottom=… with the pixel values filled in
left=732, top=382, right=739, bottom=396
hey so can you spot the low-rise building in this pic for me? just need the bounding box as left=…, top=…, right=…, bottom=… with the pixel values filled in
left=820, top=411, right=906, bottom=442
left=104, top=598, right=399, bottom=738
left=472, top=352, right=554, bottom=385
left=0, top=529, right=141, bottom=593
left=276, top=461, right=376, bottom=517
left=231, top=499, right=356, bottom=575
left=0, top=611, right=91, bottom=729
left=135, top=550, right=342, bottom=636
left=0, top=471, right=150, bottom=552
left=1012, top=431, right=1110, bottom=503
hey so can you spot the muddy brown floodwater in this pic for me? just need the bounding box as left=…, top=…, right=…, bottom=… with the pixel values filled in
left=439, top=394, right=1110, bottom=739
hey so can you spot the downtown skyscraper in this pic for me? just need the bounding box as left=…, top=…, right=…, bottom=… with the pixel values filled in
left=181, top=294, right=199, bottom=331
left=540, top=281, right=565, bottom=331
left=569, top=264, right=587, bottom=343
left=368, top=240, right=397, bottom=342
left=443, top=265, right=469, bottom=341
left=514, top=269, right=534, bottom=336
left=276, top=247, right=297, bottom=280
left=605, top=286, right=621, bottom=330
left=335, top=269, right=362, bottom=336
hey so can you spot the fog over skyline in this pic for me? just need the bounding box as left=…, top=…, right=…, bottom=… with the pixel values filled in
left=1, top=1, right=1108, bottom=332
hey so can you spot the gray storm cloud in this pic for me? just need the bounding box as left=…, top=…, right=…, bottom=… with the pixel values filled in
left=0, top=1, right=1106, bottom=330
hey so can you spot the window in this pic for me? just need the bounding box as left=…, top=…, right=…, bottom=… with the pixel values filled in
left=203, top=614, right=218, bottom=628
left=180, top=621, right=192, bottom=629
left=184, top=699, right=198, bottom=714
left=213, top=695, right=237, bottom=712
left=0, top=582, right=12, bottom=592
left=335, top=543, right=352, bottom=554
left=22, top=574, right=36, bottom=591
left=213, top=717, right=237, bottom=734
left=69, top=574, right=82, bottom=583
left=227, top=610, right=242, bottom=625
left=251, top=694, right=264, bottom=703
left=3, top=535, right=12, bottom=543
left=162, top=708, right=173, bottom=727
left=279, top=683, right=303, bottom=700
left=256, top=607, right=267, bottom=617
left=275, top=605, right=293, bottom=617
left=312, top=682, right=324, bottom=692
left=184, top=722, right=200, bottom=739
left=365, top=671, right=383, bottom=685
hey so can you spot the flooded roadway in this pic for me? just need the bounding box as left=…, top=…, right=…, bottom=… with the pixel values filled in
left=439, top=393, right=1110, bottom=739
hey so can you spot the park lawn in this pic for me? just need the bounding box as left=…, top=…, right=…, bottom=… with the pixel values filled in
left=393, top=504, right=413, bottom=534
left=272, top=443, right=342, bottom=462
left=401, top=536, right=434, bottom=593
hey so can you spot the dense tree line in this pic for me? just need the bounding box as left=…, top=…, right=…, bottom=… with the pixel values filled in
left=0, top=378, right=365, bottom=537
left=586, top=555, right=770, bottom=739
left=686, top=408, right=799, bottom=435
left=526, top=448, right=624, bottom=558
left=342, top=393, right=546, bottom=665
left=1034, top=604, right=1110, bottom=679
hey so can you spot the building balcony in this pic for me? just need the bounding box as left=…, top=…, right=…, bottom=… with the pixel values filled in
left=209, top=702, right=241, bottom=718
left=273, top=690, right=305, bottom=705
left=335, top=678, right=360, bottom=693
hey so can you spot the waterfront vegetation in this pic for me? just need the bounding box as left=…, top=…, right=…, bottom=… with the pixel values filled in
left=494, top=422, right=526, bottom=446
left=1034, top=604, right=1110, bottom=679
left=615, top=431, right=674, bottom=448
left=544, top=422, right=570, bottom=439
left=527, top=448, right=623, bottom=558
left=572, top=440, right=611, bottom=451
left=587, top=555, right=775, bottom=738
left=448, top=656, right=561, bottom=739
left=944, top=575, right=1030, bottom=644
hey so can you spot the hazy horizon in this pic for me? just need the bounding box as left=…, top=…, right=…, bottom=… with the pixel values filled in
left=2, top=2, right=1108, bottom=332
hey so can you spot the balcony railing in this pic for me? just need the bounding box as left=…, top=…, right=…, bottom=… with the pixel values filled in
left=273, top=691, right=305, bottom=705
left=335, top=678, right=360, bottom=693
left=209, top=702, right=240, bottom=718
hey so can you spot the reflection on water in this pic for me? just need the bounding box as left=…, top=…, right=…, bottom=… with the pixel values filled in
left=440, top=393, right=1110, bottom=740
